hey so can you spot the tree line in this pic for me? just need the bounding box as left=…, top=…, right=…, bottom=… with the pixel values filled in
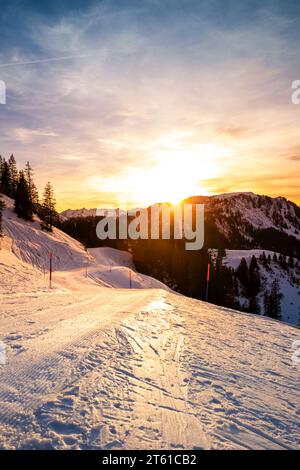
left=0, top=154, right=58, bottom=236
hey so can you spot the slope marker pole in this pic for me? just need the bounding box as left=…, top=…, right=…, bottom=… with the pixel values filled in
left=205, top=262, right=210, bottom=302
left=49, top=251, right=53, bottom=289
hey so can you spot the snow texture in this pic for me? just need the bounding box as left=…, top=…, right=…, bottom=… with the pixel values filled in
left=0, top=196, right=299, bottom=450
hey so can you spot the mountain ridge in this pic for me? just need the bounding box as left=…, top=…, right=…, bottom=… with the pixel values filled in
left=60, top=191, right=300, bottom=219
left=60, top=192, right=300, bottom=257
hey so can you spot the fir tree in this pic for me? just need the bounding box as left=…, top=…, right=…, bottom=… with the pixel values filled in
left=261, top=251, right=267, bottom=267
left=279, top=254, right=287, bottom=270
left=247, top=296, right=261, bottom=314
left=263, top=291, right=270, bottom=316
left=0, top=155, right=4, bottom=177
left=0, top=160, right=11, bottom=196
left=14, top=171, right=33, bottom=221
left=0, top=193, right=4, bottom=239
left=248, top=255, right=261, bottom=297
left=40, top=182, right=57, bottom=231
left=264, top=279, right=282, bottom=320
left=211, top=249, right=226, bottom=304
left=8, top=154, right=18, bottom=198
left=288, top=255, right=294, bottom=269
left=24, top=161, right=39, bottom=206
left=236, top=257, right=248, bottom=288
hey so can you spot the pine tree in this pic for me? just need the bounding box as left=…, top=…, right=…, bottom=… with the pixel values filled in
left=40, top=182, right=57, bottom=231
left=236, top=257, right=248, bottom=288
left=208, top=249, right=235, bottom=308
left=0, top=193, right=4, bottom=239
left=264, top=279, right=282, bottom=320
left=248, top=255, right=261, bottom=297
left=0, top=155, right=4, bottom=177
left=288, top=255, right=294, bottom=269
left=279, top=254, right=287, bottom=270
left=14, top=171, right=33, bottom=221
left=247, top=296, right=261, bottom=314
left=212, top=249, right=226, bottom=304
left=263, top=291, right=270, bottom=316
left=8, top=154, right=18, bottom=198
left=0, top=160, right=11, bottom=196
left=261, top=251, right=267, bottom=267
left=24, top=161, right=39, bottom=206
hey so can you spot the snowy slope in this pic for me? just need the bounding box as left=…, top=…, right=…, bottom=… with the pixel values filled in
left=2, top=196, right=93, bottom=272
left=87, top=247, right=170, bottom=290
left=0, top=197, right=300, bottom=450
left=88, top=247, right=134, bottom=268
left=224, top=249, right=300, bottom=326
left=1, top=196, right=167, bottom=292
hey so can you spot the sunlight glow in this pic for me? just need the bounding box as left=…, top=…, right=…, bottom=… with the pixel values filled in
left=88, top=141, right=231, bottom=208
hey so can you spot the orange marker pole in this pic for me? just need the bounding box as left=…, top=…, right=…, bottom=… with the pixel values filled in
left=205, top=263, right=210, bottom=302
left=49, top=252, right=53, bottom=289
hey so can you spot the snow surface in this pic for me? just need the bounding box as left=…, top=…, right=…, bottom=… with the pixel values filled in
left=0, top=197, right=300, bottom=450
left=88, top=247, right=134, bottom=268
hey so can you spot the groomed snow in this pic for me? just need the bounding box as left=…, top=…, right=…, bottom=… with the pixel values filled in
left=0, top=197, right=300, bottom=450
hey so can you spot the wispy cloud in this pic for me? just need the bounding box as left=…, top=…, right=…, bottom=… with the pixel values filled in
left=0, top=53, right=93, bottom=68
left=0, top=0, right=300, bottom=208
left=289, top=155, right=300, bottom=161
left=12, top=128, right=59, bottom=144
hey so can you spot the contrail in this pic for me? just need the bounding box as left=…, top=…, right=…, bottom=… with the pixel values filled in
left=0, top=53, right=92, bottom=68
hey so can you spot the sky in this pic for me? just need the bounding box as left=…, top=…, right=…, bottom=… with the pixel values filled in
left=0, top=0, right=300, bottom=210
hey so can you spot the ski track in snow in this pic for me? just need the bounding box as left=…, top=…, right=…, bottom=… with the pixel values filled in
left=1, top=286, right=299, bottom=450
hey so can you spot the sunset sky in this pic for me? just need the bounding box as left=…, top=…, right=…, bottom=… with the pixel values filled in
left=0, top=0, right=300, bottom=210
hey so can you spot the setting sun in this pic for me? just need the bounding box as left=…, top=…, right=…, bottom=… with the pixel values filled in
left=87, top=141, right=228, bottom=208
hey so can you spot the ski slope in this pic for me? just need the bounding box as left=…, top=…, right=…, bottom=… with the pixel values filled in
left=0, top=197, right=300, bottom=450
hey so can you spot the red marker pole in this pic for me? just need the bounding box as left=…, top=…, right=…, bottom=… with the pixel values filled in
left=205, top=263, right=210, bottom=302
left=49, top=252, right=53, bottom=289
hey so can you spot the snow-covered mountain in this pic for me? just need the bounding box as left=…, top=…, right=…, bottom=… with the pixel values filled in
left=61, top=192, right=300, bottom=256
left=60, top=207, right=98, bottom=220
left=0, top=195, right=300, bottom=450
left=60, top=207, right=126, bottom=220
left=187, top=192, right=300, bottom=247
